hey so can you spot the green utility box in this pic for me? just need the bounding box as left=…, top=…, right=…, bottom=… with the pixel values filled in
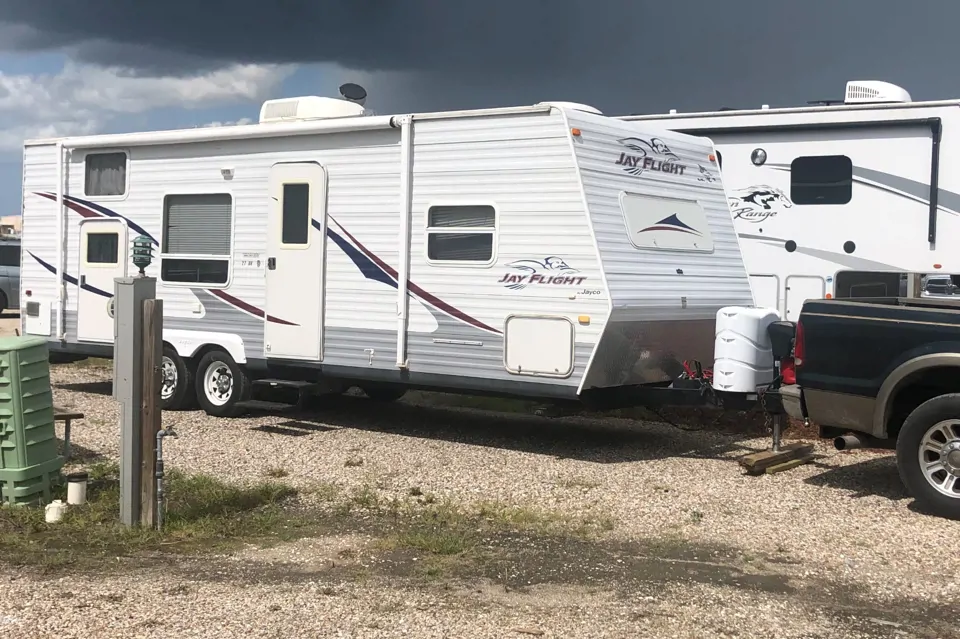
left=0, top=335, right=64, bottom=505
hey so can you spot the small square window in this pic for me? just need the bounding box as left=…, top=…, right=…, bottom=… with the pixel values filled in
left=426, top=205, right=496, bottom=264
left=86, top=232, right=119, bottom=264
left=790, top=155, right=852, bottom=205
left=84, top=152, right=127, bottom=197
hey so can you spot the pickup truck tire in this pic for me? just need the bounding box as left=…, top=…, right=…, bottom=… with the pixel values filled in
left=896, top=393, right=960, bottom=520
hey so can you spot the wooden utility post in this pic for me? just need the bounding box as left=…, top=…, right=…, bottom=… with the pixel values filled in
left=140, top=299, right=163, bottom=528
left=115, top=234, right=162, bottom=528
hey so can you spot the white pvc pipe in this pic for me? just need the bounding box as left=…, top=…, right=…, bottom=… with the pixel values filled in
left=395, top=116, right=413, bottom=368
left=54, top=141, right=65, bottom=340
left=66, top=476, right=87, bottom=505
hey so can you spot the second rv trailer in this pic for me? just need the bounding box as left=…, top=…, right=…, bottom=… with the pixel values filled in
left=620, top=80, right=960, bottom=321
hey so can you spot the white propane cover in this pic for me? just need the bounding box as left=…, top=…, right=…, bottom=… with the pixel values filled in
left=711, top=306, right=781, bottom=393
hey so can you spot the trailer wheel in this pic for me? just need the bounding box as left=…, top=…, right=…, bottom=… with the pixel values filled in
left=160, top=345, right=197, bottom=411
left=360, top=383, right=406, bottom=403
left=896, top=393, right=960, bottom=520
left=196, top=349, right=251, bottom=417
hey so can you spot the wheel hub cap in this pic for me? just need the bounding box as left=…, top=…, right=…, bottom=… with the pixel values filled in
left=944, top=442, right=960, bottom=473
left=160, top=357, right=178, bottom=400
left=919, top=420, right=960, bottom=497
left=204, top=362, right=234, bottom=406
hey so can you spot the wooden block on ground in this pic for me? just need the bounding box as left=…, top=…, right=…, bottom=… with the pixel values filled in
left=764, top=455, right=814, bottom=474
left=739, top=443, right=814, bottom=475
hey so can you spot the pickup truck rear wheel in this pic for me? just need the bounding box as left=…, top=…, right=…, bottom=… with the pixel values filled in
left=896, top=393, right=960, bottom=520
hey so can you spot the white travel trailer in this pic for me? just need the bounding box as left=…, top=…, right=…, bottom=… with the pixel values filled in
left=620, top=80, right=960, bottom=320
left=20, top=92, right=754, bottom=416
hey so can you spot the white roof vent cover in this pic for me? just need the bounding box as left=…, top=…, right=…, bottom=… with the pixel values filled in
left=844, top=80, right=912, bottom=104
left=259, top=96, right=366, bottom=123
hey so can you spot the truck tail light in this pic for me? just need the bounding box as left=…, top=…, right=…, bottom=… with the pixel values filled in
left=780, top=357, right=796, bottom=384
left=793, top=319, right=805, bottom=367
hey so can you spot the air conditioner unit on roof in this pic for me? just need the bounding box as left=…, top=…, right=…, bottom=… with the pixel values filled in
left=843, top=80, right=912, bottom=105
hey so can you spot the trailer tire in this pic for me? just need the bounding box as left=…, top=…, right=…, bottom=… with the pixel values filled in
left=160, top=345, right=197, bottom=411
left=360, top=383, right=406, bottom=403
left=195, top=349, right=252, bottom=417
left=896, top=393, right=960, bottom=520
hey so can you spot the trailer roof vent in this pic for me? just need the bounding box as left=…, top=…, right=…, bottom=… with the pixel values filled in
left=843, top=80, right=912, bottom=105
left=259, top=96, right=366, bottom=124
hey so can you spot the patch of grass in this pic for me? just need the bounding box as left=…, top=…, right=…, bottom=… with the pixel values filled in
left=72, top=357, right=112, bottom=369
left=1, top=464, right=617, bottom=580
left=375, top=494, right=615, bottom=565
left=0, top=465, right=303, bottom=567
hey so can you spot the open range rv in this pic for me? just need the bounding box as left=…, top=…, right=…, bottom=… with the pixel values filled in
left=20, top=87, right=754, bottom=416
left=620, top=80, right=960, bottom=320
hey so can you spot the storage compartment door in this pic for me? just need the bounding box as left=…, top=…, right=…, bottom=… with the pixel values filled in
left=748, top=274, right=781, bottom=316
left=784, top=275, right=825, bottom=322
left=504, top=315, right=574, bottom=377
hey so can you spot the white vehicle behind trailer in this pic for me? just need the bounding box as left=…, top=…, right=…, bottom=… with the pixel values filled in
left=20, top=86, right=754, bottom=416
left=619, top=80, right=960, bottom=321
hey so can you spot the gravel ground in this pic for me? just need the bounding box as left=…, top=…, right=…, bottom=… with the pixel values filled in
left=2, top=329, right=958, bottom=638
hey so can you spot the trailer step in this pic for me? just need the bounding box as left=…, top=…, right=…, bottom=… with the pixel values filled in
left=253, top=379, right=321, bottom=390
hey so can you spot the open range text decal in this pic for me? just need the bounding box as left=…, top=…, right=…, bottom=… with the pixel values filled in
left=728, top=185, right=792, bottom=223
left=498, top=256, right=587, bottom=290
left=615, top=137, right=685, bottom=177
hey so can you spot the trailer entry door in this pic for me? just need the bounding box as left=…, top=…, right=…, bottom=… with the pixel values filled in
left=264, top=162, right=326, bottom=361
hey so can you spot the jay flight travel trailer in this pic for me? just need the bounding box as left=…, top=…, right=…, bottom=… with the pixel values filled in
left=19, top=85, right=755, bottom=417
left=619, top=80, right=960, bottom=321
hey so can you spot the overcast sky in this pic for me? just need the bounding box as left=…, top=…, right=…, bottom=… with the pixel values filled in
left=0, top=0, right=957, bottom=213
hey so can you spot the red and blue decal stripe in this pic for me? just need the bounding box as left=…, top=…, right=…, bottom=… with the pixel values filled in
left=321, top=217, right=500, bottom=335
left=31, top=192, right=499, bottom=335
left=29, top=192, right=296, bottom=326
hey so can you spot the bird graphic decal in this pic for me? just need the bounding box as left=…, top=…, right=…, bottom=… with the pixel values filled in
left=616, top=137, right=682, bottom=176
left=502, top=256, right=579, bottom=290
left=697, top=164, right=718, bottom=183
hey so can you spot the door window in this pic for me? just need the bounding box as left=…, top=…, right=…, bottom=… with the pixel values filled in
left=86, top=232, right=119, bottom=265
left=281, top=183, right=310, bottom=245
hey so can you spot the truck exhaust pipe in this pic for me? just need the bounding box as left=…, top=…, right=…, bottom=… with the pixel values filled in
left=834, top=434, right=863, bottom=450
left=833, top=433, right=895, bottom=451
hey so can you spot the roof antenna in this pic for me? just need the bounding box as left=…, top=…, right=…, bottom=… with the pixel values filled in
left=339, top=83, right=367, bottom=107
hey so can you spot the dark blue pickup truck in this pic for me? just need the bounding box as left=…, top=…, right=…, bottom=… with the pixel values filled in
left=779, top=296, right=960, bottom=520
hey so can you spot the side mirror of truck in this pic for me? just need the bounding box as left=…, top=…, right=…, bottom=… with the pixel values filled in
left=767, top=321, right=797, bottom=361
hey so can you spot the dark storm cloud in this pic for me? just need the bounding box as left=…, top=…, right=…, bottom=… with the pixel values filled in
left=1, top=0, right=957, bottom=114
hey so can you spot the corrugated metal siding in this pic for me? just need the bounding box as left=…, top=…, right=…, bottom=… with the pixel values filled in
left=567, top=112, right=754, bottom=323
left=21, top=144, right=61, bottom=335
left=404, top=111, right=607, bottom=387
left=22, top=113, right=609, bottom=392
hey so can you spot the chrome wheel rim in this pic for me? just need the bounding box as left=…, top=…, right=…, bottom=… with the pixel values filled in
left=160, top=355, right=178, bottom=401
left=919, top=419, right=960, bottom=498
left=203, top=360, right=233, bottom=406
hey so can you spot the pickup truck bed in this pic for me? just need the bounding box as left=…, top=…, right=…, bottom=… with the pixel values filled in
left=780, top=296, right=960, bottom=519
